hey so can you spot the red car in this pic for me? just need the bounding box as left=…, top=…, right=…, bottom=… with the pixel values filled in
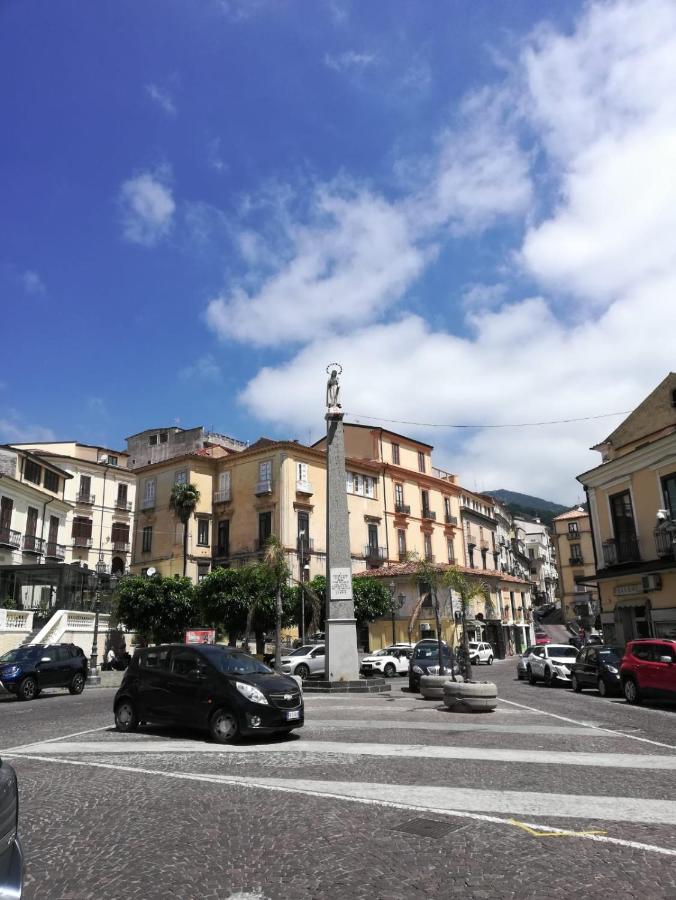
left=535, top=633, right=551, bottom=645
left=620, top=639, right=676, bottom=705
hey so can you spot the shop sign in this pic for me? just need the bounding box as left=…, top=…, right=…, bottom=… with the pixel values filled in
left=185, top=629, right=216, bottom=644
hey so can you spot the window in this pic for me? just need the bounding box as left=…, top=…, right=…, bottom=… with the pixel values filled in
left=423, top=533, right=432, bottom=559
left=610, top=490, right=637, bottom=555
left=117, top=483, right=128, bottom=505
left=570, top=542, right=582, bottom=561
left=568, top=521, right=579, bottom=534
left=171, top=651, right=200, bottom=676
left=160, top=432, right=168, bottom=443
left=197, top=519, right=210, bottom=546
left=367, top=523, right=379, bottom=549
left=347, top=472, right=376, bottom=498
left=72, top=516, right=92, bottom=540
left=107, top=455, right=118, bottom=466
left=364, top=476, right=374, bottom=498
left=297, top=510, right=309, bottom=540
left=217, top=520, right=230, bottom=556
left=397, top=529, right=407, bottom=556
left=141, top=648, right=168, bottom=669
left=296, top=462, right=309, bottom=484
left=632, top=643, right=654, bottom=661
left=0, top=497, right=13, bottom=533
left=25, top=507, right=38, bottom=537
left=175, top=470, right=187, bottom=486
left=421, top=489, right=430, bottom=516
left=111, top=522, right=129, bottom=544
left=259, top=460, right=272, bottom=482
left=392, top=443, right=400, bottom=465
left=395, top=483, right=404, bottom=506
left=142, top=526, right=153, bottom=553
left=662, top=473, right=676, bottom=518
left=43, top=469, right=59, bottom=492
left=444, top=497, right=451, bottom=518
left=23, top=459, right=41, bottom=484
left=447, top=540, right=455, bottom=563
left=197, top=562, right=210, bottom=582
left=528, top=548, right=535, bottom=559
left=143, top=478, right=156, bottom=504
left=149, top=434, right=158, bottom=446
left=417, top=451, right=425, bottom=473
left=259, top=511, right=272, bottom=546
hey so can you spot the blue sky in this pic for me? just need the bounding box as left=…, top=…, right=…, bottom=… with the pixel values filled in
left=2, top=0, right=675, bottom=502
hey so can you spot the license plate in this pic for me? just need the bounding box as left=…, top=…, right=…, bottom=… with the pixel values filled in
left=286, top=710, right=301, bottom=721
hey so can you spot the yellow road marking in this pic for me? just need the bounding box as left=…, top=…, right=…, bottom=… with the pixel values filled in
left=508, top=818, right=607, bottom=838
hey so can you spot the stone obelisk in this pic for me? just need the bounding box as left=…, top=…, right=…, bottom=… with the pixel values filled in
left=324, top=368, right=360, bottom=682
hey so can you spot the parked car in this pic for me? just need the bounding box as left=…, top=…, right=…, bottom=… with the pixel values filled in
left=0, top=643, right=88, bottom=701
left=516, top=646, right=538, bottom=680
left=534, top=632, right=551, bottom=646
left=570, top=645, right=624, bottom=696
left=408, top=641, right=459, bottom=692
left=360, top=646, right=412, bottom=678
left=620, top=639, right=676, bottom=705
left=279, top=644, right=325, bottom=681
left=569, top=633, right=603, bottom=649
left=114, top=644, right=303, bottom=743
left=526, top=644, right=579, bottom=686
left=468, top=642, right=494, bottom=665
left=0, top=757, right=23, bottom=899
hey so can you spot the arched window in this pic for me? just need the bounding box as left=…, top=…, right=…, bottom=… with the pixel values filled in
left=111, top=556, right=125, bottom=576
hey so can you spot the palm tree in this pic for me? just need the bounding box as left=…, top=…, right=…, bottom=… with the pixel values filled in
left=262, top=535, right=289, bottom=672
left=443, top=567, right=491, bottom=682
left=412, top=554, right=452, bottom=679
left=169, top=482, right=201, bottom=577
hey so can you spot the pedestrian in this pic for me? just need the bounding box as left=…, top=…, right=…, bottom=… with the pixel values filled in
left=106, top=647, right=115, bottom=669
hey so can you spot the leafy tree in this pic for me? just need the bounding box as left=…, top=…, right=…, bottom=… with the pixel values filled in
left=116, top=574, right=196, bottom=644
left=239, top=562, right=296, bottom=655
left=443, top=567, right=491, bottom=683
left=263, top=536, right=290, bottom=671
left=352, top=576, right=393, bottom=625
left=413, top=555, right=454, bottom=679
left=195, top=567, right=249, bottom=644
left=169, top=482, right=201, bottom=577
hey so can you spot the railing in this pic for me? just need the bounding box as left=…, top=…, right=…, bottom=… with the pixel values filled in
left=297, top=537, right=314, bottom=558
left=480, top=539, right=489, bottom=550
left=76, top=492, right=95, bottom=505
left=31, top=609, right=112, bottom=647
left=115, top=499, right=133, bottom=511
left=112, top=541, right=130, bottom=552
left=569, top=555, right=584, bottom=566
left=394, top=503, right=410, bottom=515
left=444, top=514, right=458, bottom=526
left=73, top=536, right=93, bottom=548
left=602, top=537, right=640, bottom=566
left=141, top=497, right=155, bottom=510
left=655, top=528, right=675, bottom=559
left=296, top=480, right=313, bottom=495
left=431, top=467, right=455, bottom=483
left=0, top=609, right=34, bottom=631
left=364, top=545, right=387, bottom=564
left=421, top=509, right=436, bottom=521
left=45, top=542, right=66, bottom=560
left=213, top=490, right=231, bottom=503
left=22, top=535, right=44, bottom=554
left=467, top=533, right=477, bottom=546
left=447, top=556, right=456, bottom=565
left=566, top=531, right=580, bottom=540
left=398, top=550, right=408, bottom=562
left=0, top=528, right=21, bottom=549
left=255, top=479, right=273, bottom=495
left=424, top=553, right=435, bottom=563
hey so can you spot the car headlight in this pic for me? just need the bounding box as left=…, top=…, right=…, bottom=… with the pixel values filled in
left=554, top=665, right=569, bottom=674
left=605, top=665, right=618, bottom=674
left=235, top=682, right=269, bottom=705
left=412, top=665, right=423, bottom=674
left=1, top=665, right=21, bottom=677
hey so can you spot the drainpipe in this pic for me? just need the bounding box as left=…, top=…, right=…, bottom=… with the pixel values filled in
left=98, top=466, right=108, bottom=567
left=378, top=429, right=390, bottom=564
left=39, top=496, right=55, bottom=545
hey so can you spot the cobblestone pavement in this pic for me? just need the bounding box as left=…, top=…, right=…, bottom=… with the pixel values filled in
left=3, top=659, right=676, bottom=899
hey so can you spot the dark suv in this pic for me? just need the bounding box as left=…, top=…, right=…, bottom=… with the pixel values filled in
left=621, top=639, right=676, bottom=704
left=114, top=644, right=304, bottom=743
left=408, top=641, right=459, bottom=692
left=0, top=643, right=88, bottom=701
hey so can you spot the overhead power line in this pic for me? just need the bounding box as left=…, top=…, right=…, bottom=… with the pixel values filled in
left=344, top=410, right=631, bottom=429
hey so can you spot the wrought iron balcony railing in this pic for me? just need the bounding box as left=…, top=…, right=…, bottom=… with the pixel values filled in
left=364, top=545, right=387, bottom=565
left=141, top=497, right=155, bottom=510
left=115, top=498, right=133, bottom=511
left=421, top=509, right=436, bottom=521
left=76, top=492, right=95, bottom=505
left=112, top=541, right=130, bottom=552
left=424, top=553, right=436, bottom=563
left=45, top=542, right=66, bottom=559
left=602, top=537, right=640, bottom=566
left=394, top=503, right=411, bottom=515
left=655, top=528, right=675, bottom=559
left=213, top=490, right=231, bottom=503
left=569, top=555, right=584, bottom=566
left=444, top=514, right=458, bottom=525
left=0, top=528, right=21, bottom=549
left=73, top=536, right=93, bottom=548
left=22, top=535, right=44, bottom=554
left=255, top=479, right=273, bottom=496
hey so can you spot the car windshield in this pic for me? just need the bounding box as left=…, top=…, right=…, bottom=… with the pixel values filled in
left=468, top=643, right=479, bottom=650
left=371, top=649, right=391, bottom=657
left=0, top=647, right=40, bottom=663
left=201, top=648, right=273, bottom=675
left=414, top=645, right=450, bottom=660
left=289, top=646, right=316, bottom=657
left=598, top=648, right=622, bottom=662
left=548, top=647, right=578, bottom=659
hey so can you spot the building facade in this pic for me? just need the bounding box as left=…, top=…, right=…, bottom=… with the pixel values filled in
left=515, top=518, right=558, bottom=606
left=578, top=373, right=676, bottom=644
left=126, top=426, right=247, bottom=470
left=551, top=508, right=599, bottom=625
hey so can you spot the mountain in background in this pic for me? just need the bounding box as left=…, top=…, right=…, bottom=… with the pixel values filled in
left=485, top=489, right=570, bottom=527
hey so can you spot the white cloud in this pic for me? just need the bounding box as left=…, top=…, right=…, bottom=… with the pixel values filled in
left=207, top=137, right=227, bottom=173
left=461, top=283, right=507, bottom=310
left=87, top=396, right=108, bottom=416
left=21, top=270, right=46, bottom=296
left=0, top=413, right=55, bottom=443
left=144, top=83, right=177, bottom=116
left=179, top=354, right=222, bottom=382
left=324, top=50, right=378, bottom=73
left=119, top=168, right=175, bottom=247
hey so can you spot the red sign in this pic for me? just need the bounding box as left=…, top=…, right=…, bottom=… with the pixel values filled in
left=185, top=629, right=216, bottom=645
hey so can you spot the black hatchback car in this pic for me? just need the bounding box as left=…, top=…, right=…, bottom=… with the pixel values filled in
left=408, top=641, right=460, bottom=692
left=114, top=644, right=304, bottom=743
left=0, top=643, right=88, bottom=701
left=570, top=645, right=624, bottom=697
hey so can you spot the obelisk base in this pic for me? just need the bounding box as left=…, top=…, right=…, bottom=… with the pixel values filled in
left=325, top=616, right=360, bottom=682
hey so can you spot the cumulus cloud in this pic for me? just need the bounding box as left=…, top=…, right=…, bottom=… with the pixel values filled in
left=119, top=168, right=175, bottom=246
left=21, top=270, right=46, bottom=296
left=0, top=413, right=55, bottom=443
left=179, top=354, right=222, bottom=382
left=145, top=83, right=177, bottom=116
left=324, top=50, right=379, bottom=73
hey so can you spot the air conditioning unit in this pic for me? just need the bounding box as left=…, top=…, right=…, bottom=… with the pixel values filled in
left=100, top=454, right=108, bottom=464
left=420, top=622, right=431, bottom=632
left=642, top=574, right=662, bottom=591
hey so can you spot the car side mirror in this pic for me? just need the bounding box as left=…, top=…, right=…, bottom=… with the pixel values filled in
left=659, top=655, right=673, bottom=664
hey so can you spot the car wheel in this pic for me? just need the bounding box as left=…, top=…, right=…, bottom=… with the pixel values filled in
left=209, top=708, right=240, bottom=743
left=487, top=656, right=493, bottom=666
left=544, top=667, right=554, bottom=687
left=623, top=678, right=642, bottom=705
left=598, top=677, right=608, bottom=698
left=69, top=673, right=86, bottom=695
left=114, top=699, right=138, bottom=732
left=295, top=664, right=310, bottom=681
left=383, top=663, right=396, bottom=678
left=18, top=676, right=38, bottom=701
left=527, top=666, right=536, bottom=685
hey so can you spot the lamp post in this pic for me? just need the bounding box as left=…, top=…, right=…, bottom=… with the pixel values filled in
left=388, top=580, right=405, bottom=645
left=87, top=559, right=118, bottom=685
left=301, top=563, right=310, bottom=645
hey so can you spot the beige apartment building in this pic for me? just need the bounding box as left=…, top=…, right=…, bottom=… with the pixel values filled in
left=552, top=508, right=598, bottom=625
left=577, top=373, right=676, bottom=644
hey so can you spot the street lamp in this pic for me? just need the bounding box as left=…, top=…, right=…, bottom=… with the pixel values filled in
left=301, top=563, right=310, bottom=645
left=388, top=580, right=405, bottom=645
left=87, top=559, right=119, bottom=685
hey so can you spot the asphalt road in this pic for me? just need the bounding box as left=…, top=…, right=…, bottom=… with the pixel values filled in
left=2, top=660, right=676, bottom=900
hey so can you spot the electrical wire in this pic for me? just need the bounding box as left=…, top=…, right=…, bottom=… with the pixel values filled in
left=344, top=410, right=631, bottom=429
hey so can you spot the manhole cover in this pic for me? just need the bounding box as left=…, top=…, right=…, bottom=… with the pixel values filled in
left=392, top=817, right=465, bottom=838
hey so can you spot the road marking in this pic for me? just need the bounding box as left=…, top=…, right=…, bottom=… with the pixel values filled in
left=499, top=698, right=676, bottom=750
left=9, top=754, right=676, bottom=857
left=508, top=819, right=607, bottom=838
left=0, top=725, right=111, bottom=755
left=9, top=738, right=676, bottom=770
left=304, top=719, right=621, bottom=736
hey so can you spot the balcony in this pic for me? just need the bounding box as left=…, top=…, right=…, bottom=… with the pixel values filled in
left=421, top=509, right=436, bottom=521
left=569, top=555, right=584, bottom=566
left=0, top=528, right=21, bottom=550
left=655, top=528, right=675, bottom=559
left=394, top=503, right=411, bottom=515
left=424, top=553, right=435, bottom=563
left=76, top=492, right=95, bottom=505
left=296, top=479, right=313, bottom=495
left=255, top=479, right=273, bottom=496
left=602, top=537, right=640, bottom=567
left=566, top=531, right=581, bottom=541
left=431, top=466, right=455, bottom=483
left=398, top=550, right=408, bottom=562
left=112, top=541, right=130, bottom=553
left=364, top=545, right=387, bottom=566
left=141, top=497, right=155, bottom=510
left=480, top=539, right=490, bottom=550
left=297, top=537, right=314, bottom=560
left=115, top=498, right=132, bottom=512
left=22, top=535, right=44, bottom=555
left=45, top=542, right=66, bottom=560
left=213, top=490, right=231, bottom=504
left=502, top=609, right=511, bottom=624
left=444, top=514, right=458, bottom=526
left=73, top=536, right=93, bottom=548
left=467, top=533, right=477, bottom=547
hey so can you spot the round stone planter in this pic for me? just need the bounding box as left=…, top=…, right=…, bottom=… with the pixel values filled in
left=419, top=674, right=464, bottom=700
left=443, top=680, right=497, bottom=712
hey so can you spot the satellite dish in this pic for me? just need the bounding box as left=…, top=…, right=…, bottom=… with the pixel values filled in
left=146, top=567, right=157, bottom=577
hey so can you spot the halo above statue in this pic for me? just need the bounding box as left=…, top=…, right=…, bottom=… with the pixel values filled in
left=325, top=363, right=343, bottom=375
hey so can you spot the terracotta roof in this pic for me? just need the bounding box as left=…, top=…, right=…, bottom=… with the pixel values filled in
left=354, top=561, right=532, bottom=586
left=552, top=508, right=588, bottom=521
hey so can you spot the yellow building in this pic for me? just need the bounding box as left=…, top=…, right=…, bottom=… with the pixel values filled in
left=551, top=508, right=598, bottom=625
left=577, top=373, right=676, bottom=643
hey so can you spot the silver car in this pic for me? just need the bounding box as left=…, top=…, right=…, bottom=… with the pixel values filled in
left=516, top=646, right=537, bottom=680
left=280, top=644, right=325, bottom=681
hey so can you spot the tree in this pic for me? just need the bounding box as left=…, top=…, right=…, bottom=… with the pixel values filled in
left=195, top=567, right=249, bottom=644
left=238, top=562, right=296, bottom=655
left=116, top=574, right=196, bottom=644
left=169, top=482, right=201, bottom=577
left=262, top=536, right=290, bottom=671
left=413, top=555, right=453, bottom=679
left=352, top=576, right=393, bottom=625
left=443, top=567, right=491, bottom=683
